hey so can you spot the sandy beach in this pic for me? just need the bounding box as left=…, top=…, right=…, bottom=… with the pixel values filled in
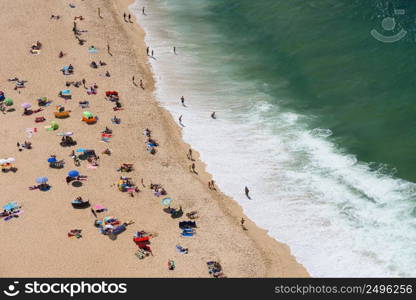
left=0, top=0, right=308, bottom=277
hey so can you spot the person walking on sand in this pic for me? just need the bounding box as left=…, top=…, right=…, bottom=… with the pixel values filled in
left=190, top=163, right=197, bottom=174
left=139, top=79, right=144, bottom=89
left=107, top=43, right=112, bottom=56
left=211, top=112, right=216, bottom=119
left=128, top=14, right=132, bottom=22
left=241, top=218, right=248, bottom=230
left=146, top=46, right=149, bottom=56
left=123, top=12, right=126, bottom=22
left=187, top=148, right=193, bottom=160
left=208, top=180, right=216, bottom=190
left=245, top=186, right=251, bottom=200
left=82, top=78, right=86, bottom=88
left=132, top=75, right=137, bottom=86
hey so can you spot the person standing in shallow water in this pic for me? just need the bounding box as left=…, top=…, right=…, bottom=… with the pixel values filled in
left=211, top=112, right=216, bottom=119
left=245, top=186, right=251, bottom=200
left=181, top=96, right=186, bottom=107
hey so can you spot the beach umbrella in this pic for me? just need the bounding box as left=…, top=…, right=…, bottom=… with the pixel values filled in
left=51, top=121, right=59, bottom=130
left=76, top=148, right=86, bottom=153
left=6, top=158, right=15, bottom=163
left=36, top=177, right=48, bottom=184
left=21, top=103, right=31, bottom=109
left=0, top=159, right=8, bottom=165
left=94, top=204, right=106, bottom=211
left=3, top=202, right=18, bottom=211
left=83, top=111, right=93, bottom=118
left=47, top=157, right=57, bottom=163
left=4, top=98, right=13, bottom=106
left=57, top=132, right=73, bottom=137
left=68, top=170, right=79, bottom=177
left=161, top=197, right=173, bottom=206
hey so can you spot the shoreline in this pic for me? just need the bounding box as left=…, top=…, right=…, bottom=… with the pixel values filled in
left=0, top=0, right=308, bottom=277
left=123, top=0, right=309, bottom=277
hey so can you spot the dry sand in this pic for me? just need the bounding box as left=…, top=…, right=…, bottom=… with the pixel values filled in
left=0, top=0, right=308, bottom=277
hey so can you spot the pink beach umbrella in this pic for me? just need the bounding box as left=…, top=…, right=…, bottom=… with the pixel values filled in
left=21, top=103, right=31, bottom=109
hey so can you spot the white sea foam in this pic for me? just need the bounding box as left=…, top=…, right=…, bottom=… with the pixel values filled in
left=130, top=0, right=416, bottom=277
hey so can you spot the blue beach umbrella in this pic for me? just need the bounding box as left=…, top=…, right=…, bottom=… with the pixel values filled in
left=47, top=157, right=57, bottom=163
left=36, top=177, right=48, bottom=184
left=3, top=202, right=18, bottom=211
left=161, top=197, right=173, bottom=206
left=68, top=170, right=79, bottom=178
left=76, top=148, right=86, bottom=153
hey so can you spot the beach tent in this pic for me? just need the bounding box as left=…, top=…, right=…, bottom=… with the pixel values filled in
left=68, top=170, right=79, bottom=178
left=36, top=177, right=48, bottom=184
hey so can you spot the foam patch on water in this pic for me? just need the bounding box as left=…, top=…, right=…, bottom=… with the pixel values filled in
left=131, top=0, right=416, bottom=277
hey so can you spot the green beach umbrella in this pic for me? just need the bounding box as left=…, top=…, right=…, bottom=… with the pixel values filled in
left=51, top=121, right=59, bottom=130
left=83, top=111, right=93, bottom=118
left=161, top=197, right=173, bottom=206
left=4, top=98, right=13, bottom=106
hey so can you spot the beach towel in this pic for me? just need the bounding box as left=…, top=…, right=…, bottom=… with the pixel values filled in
left=181, top=231, right=194, bottom=237
left=112, top=224, right=127, bottom=235
left=176, top=245, right=188, bottom=254
left=4, top=210, right=23, bottom=221
left=87, top=164, right=98, bottom=169
left=25, top=128, right=37, bottom=138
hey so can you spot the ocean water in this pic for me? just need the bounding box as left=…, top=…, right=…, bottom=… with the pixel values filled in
left=130, top=0, right=416, bottom=276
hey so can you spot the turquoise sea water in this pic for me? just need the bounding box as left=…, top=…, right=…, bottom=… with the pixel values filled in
left=132, top=0, right=416, bottom=276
